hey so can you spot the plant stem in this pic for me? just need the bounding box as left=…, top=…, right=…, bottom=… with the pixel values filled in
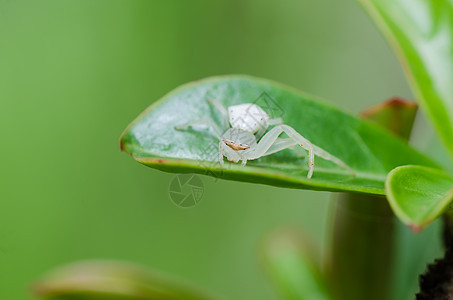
left=328, top=193, right=394, bottom=299
left=328, top=98, right=417, bottom=300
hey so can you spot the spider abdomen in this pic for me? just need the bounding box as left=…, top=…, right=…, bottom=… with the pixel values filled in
left=228, top=103, right=269, bottom=134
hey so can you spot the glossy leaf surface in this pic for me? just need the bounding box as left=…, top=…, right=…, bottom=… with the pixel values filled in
left=358, top=0, right=453, bottom=158
left=386, top=165, right=453, bottom=232
left=121, top=76, right=435, bottom=194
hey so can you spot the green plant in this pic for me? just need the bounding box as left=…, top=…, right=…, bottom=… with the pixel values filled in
left=33, top=0, right=453, bottom=299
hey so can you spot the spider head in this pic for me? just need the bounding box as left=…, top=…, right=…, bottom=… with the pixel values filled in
left=222, top=139, right=250, bottom=151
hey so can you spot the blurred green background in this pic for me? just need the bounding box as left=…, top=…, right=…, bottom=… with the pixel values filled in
left=0, top=0, right=432, bottom=299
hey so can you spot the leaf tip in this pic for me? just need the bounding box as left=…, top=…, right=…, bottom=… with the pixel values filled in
left=409, top=223, right=424, bottom=234
left=360, top=97, right=417, bottom=118
left=386, top=97, right=418, bottom=108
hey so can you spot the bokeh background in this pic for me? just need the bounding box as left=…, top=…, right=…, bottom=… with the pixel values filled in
left=0, top=1, right=443, bottom=299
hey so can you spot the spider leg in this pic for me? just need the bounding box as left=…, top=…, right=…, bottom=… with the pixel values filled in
left=263, top=136, right=350, bottom=171
left=312, top=144, right=354, bottom=175
left=268, top=118, right=283, bottom=125
left=247, top=125, right=315, bottom=179
left=255, top=118, right=283, bottom=140
left=207, top=99, right=229, bottom=131
left=262, top=138, right=299, bottom=157
left=255, top=125, right=268, bottom=141
left=251, top=125, right=352, bottom=178
left=218, top=142, right=224, bottom=166
left=175, top=119, right=223, bottom=140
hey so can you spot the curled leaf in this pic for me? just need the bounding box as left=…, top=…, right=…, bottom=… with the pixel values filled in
left=386, top=165, right=453, bottom=232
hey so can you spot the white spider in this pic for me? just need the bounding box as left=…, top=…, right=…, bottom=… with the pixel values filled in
left=175, top=99, right=352, bottom=179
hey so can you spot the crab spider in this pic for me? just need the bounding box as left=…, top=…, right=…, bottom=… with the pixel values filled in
left=175, top=99, right=352, bottom=179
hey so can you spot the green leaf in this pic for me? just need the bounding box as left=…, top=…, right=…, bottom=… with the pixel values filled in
left=261, top=229, right=332, bottom=300
left=386, top=165, right=453, bottom=232
left=357, top=0, right=453, bottom=159
left=120, top=75, right=435, bottom=194
left=33, top=260, right=219, bottom=300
